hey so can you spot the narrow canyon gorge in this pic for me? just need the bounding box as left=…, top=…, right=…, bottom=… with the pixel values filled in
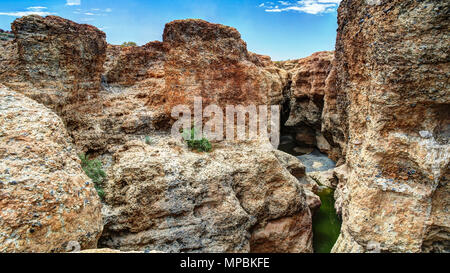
left=0, top=0, right=448, bottom=253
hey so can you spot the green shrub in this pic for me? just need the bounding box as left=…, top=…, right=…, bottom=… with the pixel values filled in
left=182, top=128, right=212, bottom=152
left=145, top=136, right=152, bottom=145
left=79, top=153, right=106, bottom=200
left=121, top=41, right=137, bottom=47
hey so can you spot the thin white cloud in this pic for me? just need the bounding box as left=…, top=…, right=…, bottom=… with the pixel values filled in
left=0, top=6, right=53, bottom=17
left=0, top=11, right=53, bottom=17
left=66, top=0, right=81, bottom=6
left=259, top=0, right=341, bottom=14
left=105, top=8, right=112, bottom=12
left=27, top=7, right=47, bottom=11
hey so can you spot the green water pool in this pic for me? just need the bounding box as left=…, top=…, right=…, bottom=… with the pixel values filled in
left=278, top=134, right=342, bottom=253
left=312, top=187, right=342, bottom=253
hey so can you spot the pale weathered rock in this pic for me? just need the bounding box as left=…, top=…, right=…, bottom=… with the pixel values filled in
left=332, top=0, right=450, bottom=253
left=293, top=147, right=314, bottom=155
left=77, top=248, right=150, bottom=253
left=315, top=133, right=331, bottom=153
left=308, top=169, right=337, bottom=189
left=321, top=63, right=347, bottom=162
left=274, top=150, right=321, bottom=211
left=99, top=137, right=314, bottom=253
left=273, top=149, right=306, bottom=178
left=333, top=164, right=349, bottom=215
left=0, top=86, right=103, bottom=252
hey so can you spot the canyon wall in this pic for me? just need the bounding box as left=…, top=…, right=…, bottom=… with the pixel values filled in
left=331, top=0, right=449, bottom=252
left=0, top=0, right=449, bottom=253
left=277, top=52, right=337, bottom=158
left=0, top=15, right=315, bottom=253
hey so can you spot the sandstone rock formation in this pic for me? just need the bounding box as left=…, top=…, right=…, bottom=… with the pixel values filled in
left=102, top=19, right=288, bottom=132
left=99, top=137, right=313, bottom=253
left=1, top=1, right=447, bottom=253
left=1, top=16, right=288, bottom=154
left=0, top=16, right=315, bottom=253
left=277, top=52, right=335, bottom=156
left=3, top=15, right=106, bottom=107
left=0, top=86, right=103, bottom=252
left=331, top=0, right=450, bottom=253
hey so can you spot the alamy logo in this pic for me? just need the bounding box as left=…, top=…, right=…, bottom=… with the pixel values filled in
left=170, top=97, right=280, bottom=148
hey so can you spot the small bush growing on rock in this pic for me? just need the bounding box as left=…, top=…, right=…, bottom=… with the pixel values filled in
left=79, top=153, right=106, bottom=199
left=145, top=136, right=152, bottom=145
left=121, top=41, right=137, bottom=47
left=182, top=128, right=212, bottom=152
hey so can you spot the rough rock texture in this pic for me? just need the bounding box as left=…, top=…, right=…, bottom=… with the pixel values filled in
left=282, top=51, right=334, bottom=129
left=103, top=42, right=165, bottom=88
left=0, top=86, right=103, bottom=252
left=322, top=64, right=347, bottom=162
left=0, top=16, right=288, bottom=154
left=277, top=52, right=335, bottom=155
left=0, top=16, right=316, bottom=253
left=3, top=15, right=106, bottom=108
left=332, top=0, right=450, bottom=253
left=101, top=19, right=288, bottom=135
left=156, top=20, right=286, bottom=112
left=273, top=150, right=321, bottom=211
left=99, top=137, right=313, bottom=253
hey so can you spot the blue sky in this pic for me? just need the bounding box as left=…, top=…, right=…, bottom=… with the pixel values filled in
left=0, top=0, right=340, bottom=60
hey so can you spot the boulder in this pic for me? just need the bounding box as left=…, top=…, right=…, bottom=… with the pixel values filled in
left=99, top=137, right=314, bottom=253
left=6, top=15, right=106, bottom=107
left=0, top=86, right=103, bottom=252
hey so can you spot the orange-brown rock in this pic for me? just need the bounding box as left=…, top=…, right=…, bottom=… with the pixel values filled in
left=0, top=16, right=315, bottom=253
left=282, top=51, right=334, bottom=128
left=1, top=16, right=288, bottom=154
left=331, top=0, right=450, bottom=253
left=277, top=52, right=335, bottom=155
left=103, top=42, right=165, bottom=87
left=4, top=15, right=106, bottom=107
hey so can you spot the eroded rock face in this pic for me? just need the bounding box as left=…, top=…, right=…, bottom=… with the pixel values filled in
left=332, top=0, right=450, bottom=253
left=159, top=20, right=285, bottom=110
left=102, top=19, right=289, bottom=131
left=0, top=86, right=103, bottom=252
left=103, top=42, right=165, bottom=88
left=321, top=64, right=347, bottom=162
left=1, top=17, right=288, bottom=154
left=99, top=138, right=313, bottom=253
left=277, top=52, right=337, bottom=159
left=282, top=51, right=334, bottom=130
left=0, top=16, right=315, bottom=253
left=4, top=15, right=107, bottom=107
